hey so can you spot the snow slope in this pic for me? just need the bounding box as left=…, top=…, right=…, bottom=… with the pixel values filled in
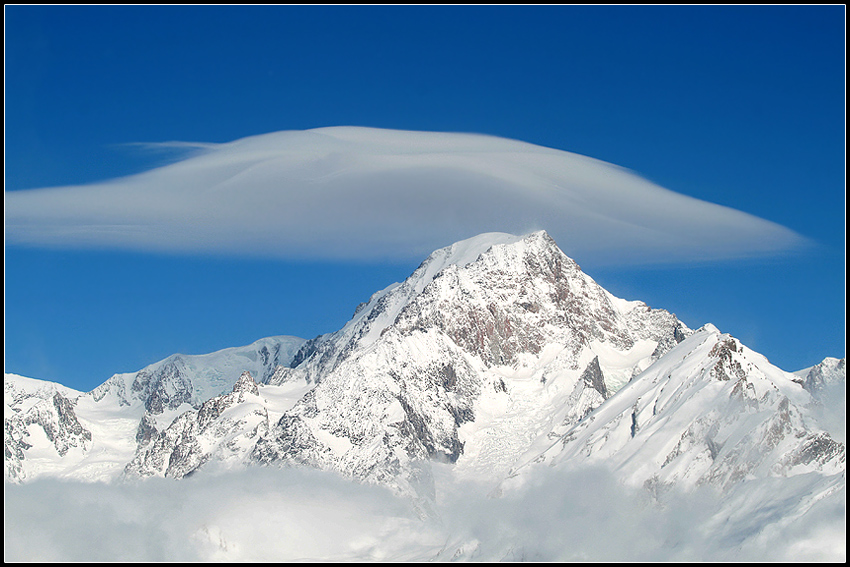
left=503, top=324, right=844, bottom=493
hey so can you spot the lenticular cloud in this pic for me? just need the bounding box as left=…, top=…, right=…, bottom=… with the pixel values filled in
left=5, top=127, right=806, bottom=264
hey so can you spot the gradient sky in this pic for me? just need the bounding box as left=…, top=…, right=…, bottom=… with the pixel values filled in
left=4, top=5, right=845, bottom=392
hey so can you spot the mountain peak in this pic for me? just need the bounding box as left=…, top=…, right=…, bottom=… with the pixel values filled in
left=410, top=230, right=571, bottom=296
left=429, top=228, right=556, bottom=259
left=414, top=231, right=536, bottom=282
left=437, top=230, right=554, bottom=265
left=232, top=371, right=260, bottom=396
left=698, top=322, right=722, bottom=335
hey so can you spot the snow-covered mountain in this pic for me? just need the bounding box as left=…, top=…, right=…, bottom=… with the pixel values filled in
left=501, top=324, right=844, bottom=494
left=796, top=356, right=846, bottom=399
left=5, top=335, right=305, bottom=482
left=4, top=375, right=91, bottom=482
left=252, top=230, right=692, bottom=495
left=4, top=230, right=845, bottom=555
left=126, top=371, right=282, bottom=479
left=90, top=334, right=306, bottom=412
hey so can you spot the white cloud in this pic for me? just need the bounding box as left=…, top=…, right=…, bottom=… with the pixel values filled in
left=5, top=127, right=807, bottom=264
left=4, top=464, right=844, bottom=562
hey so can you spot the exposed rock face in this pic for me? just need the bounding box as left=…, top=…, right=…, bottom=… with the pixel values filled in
left=799, top=357, right=846, bottom=399
left=283, top=232, right=687, bottom=385
left=133, top=360, right=195, bottom=414
left=125, top=371, right=270, bottom=479
left=4, top=378, right=91, bottom=482
left=135, top=413, right=159, bottom=446
left=580, top=356, right=608, bottom=400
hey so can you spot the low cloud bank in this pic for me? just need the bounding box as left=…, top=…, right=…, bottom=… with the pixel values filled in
left=5, top=464, right=844, bottom=562
left=5, top=127, right=807, bottom=265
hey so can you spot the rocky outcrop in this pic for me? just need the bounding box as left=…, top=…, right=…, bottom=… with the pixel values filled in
left=580, top=356, right=608, bottom=399
left=125, top=372, right=270, bottom=479
left=4, top=380, right=91, bottom=482
left=133, top=359, right=195, bottom=414
left=799, top=357, right=845, bottom=399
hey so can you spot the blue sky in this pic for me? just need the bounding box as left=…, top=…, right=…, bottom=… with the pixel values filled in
left=5, top=5, right=845, bottom=392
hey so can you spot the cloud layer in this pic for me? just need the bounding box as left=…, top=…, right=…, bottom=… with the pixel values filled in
left=5, top=127, right=807, bottom=264
left=4, top=464, right=844, bottom=562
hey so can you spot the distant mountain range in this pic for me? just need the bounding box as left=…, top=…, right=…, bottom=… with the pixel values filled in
left=5, top=230, right=844, bottom=559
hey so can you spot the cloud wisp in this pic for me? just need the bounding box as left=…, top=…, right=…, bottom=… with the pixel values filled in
left=5, top=127, right=807, bottom=264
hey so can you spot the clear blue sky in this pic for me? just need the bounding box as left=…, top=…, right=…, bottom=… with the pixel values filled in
left=5, top=5, right=845, bottom=391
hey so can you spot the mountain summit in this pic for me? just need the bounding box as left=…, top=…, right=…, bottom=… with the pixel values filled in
left=253, top=230, right=693, bottom=493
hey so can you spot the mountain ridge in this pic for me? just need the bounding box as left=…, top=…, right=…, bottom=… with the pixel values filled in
left=501, top=324, right=843, bottom=493
left=4, top=231, right=844, bottom=521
